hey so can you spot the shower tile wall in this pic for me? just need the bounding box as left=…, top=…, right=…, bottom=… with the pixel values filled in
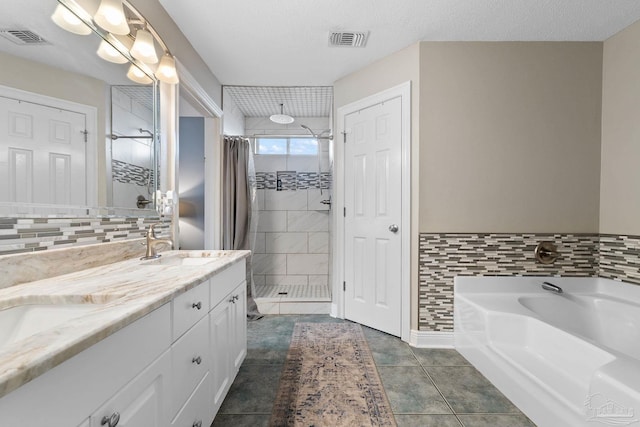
left=253, top=165, right=331, bottom=299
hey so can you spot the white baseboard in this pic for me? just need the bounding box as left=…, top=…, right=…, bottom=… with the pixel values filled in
left=409, top=330, right=454, bottom=348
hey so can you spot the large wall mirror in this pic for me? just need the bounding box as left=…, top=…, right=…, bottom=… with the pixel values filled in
left=0, top=0, right=160, bottom=216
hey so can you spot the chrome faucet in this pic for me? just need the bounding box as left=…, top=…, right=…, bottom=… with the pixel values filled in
left=141, top=223, right=173, bottom=260
left=542, top=281, right=563, bottom=294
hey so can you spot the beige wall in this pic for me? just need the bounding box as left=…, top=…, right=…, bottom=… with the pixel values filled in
left=0, top=51, right=108, bottom=206
left=334, top=43, right=421, bottom=329
left=601, top=20, right=640, bottom=235
left=419, top=42, right=603, bottom=233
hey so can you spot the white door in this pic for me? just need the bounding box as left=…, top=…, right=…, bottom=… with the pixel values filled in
left=344, top=96, right=403, bottom=336
left=0, top=95, right=87, bottom=205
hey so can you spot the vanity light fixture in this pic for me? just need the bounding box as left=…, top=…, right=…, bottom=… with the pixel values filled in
left=53, top=0, right=179, bottom=85
left=130, top=27, right=158, bottom=64
left=126, top=64, right=154, bottom=84
left=94, top=0, right=130, bottom=35
left=51, top=4, right=92, bottom=35
left=96, top=36, right=132, bottom=64
left=156, top=53, right=179, bottom=84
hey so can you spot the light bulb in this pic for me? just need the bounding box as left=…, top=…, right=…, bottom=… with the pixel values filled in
left=94, top=0, right=130, bottom=35
left=97, top=39, right=128, bottom=64
left=156, top=53, right=179, bottom=84
left=126, top=64, right=153, bottom=84
left=51, top=4, right=92, bottom=35
left=130, top=29, right=158, bottom=64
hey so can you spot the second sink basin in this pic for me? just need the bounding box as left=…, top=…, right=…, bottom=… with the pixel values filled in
left=140, top=251, right=226, bottom=267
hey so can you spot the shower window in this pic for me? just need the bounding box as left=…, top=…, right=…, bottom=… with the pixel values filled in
left=255, top=137, right=317, bottom=155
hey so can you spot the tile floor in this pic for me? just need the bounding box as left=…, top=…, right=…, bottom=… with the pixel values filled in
left=212, top=315, right=536, bottom=427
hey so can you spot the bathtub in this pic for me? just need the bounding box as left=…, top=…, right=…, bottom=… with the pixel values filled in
left=454, top=277, right=640, bottom=427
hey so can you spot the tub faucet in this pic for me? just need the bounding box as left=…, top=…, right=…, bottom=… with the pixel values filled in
left=542, top=281, right=563, bottom=294
left=141, top=223, right=172, bottom=260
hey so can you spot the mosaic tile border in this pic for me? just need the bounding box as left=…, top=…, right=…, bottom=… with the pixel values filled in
left=418, top=233, right=599, bottom=332
left=0, top=216, right=169, bottom=255
left=255, top=171, right=332, bottom=190
left=112, top=159, right=155, bottom=187
left=599, top=234, right=640, bottom=285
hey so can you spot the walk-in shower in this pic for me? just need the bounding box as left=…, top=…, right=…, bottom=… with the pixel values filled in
left=223, top=84, right=334, bottom=314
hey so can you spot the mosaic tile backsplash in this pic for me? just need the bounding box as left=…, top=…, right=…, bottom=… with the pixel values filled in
left=599, top=234, right=640, bottom=284
left=0, top=216, right=167, bottom=256
left=418, top=233, right=600, bottom=332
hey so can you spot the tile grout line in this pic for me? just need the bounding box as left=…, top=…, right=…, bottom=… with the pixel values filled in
left=409, top=347, right=465, bottom=426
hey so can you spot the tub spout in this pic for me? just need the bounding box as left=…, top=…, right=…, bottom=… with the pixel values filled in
left=542, top=281, right=563, bottom=294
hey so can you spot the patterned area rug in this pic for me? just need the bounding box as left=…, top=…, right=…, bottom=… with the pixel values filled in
left=269, top=323, right=397, bottom=427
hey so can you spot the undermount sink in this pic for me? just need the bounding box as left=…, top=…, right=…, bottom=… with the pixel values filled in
left=0, top=302, right=106, bottom=349
left=140, top=251, right=226, bottom=266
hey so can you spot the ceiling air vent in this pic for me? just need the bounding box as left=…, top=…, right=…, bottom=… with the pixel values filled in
left=0, top=29, right=49, bottom=45
left=329, top=31, right=368, bottom=48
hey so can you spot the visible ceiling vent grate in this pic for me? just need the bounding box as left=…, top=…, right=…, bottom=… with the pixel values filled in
left=0, top=29, right=49, bottom=45
left=328, top=31, right=368, bottom=48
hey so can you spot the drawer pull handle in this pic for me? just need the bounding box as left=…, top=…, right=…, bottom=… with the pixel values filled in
left=192, top=301, right=202, bottom=310
left=193, top=421, right=203, bottom=427
left=192, top=356, right=202, bottom=365
left=101, top=412, right=120, bottom=427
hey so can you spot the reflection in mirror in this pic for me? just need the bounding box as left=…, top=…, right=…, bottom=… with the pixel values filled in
left=108, top=85, right=158, bottom=210
left=0, top=0, right=160, bottom=215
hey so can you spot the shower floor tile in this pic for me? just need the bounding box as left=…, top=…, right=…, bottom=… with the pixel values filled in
left=255, top=284, right=331, bottom=300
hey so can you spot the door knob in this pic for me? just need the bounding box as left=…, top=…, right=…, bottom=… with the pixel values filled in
left=388, top=224, right=399, bottom=233
left=101, top=412, right=120, bottom=427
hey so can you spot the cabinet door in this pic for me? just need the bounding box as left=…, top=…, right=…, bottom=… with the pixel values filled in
left=91, top=350, right=171, bottom=427
left=209, top=299, right=232, bottom=415
left=230, top=283, right=247, bottom=371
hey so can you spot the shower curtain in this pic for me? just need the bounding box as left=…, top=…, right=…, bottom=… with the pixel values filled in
left=222, top=136, right=262, bottom=319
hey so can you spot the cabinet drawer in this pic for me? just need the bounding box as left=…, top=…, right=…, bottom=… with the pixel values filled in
left=171, top=373, right=213, bottom=427
left=210, top=259, right=245, bottom=308
left=173, top=281, right=209, bottom=341
left=171, top=315, right=209, bottom=416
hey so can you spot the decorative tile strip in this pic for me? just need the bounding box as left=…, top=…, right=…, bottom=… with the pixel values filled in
left=418, top=233, right=599, bottom=332
left=599, top=234, right=640, bottom=285
left=112, top=159, right=155, bottom=187
left=296, top=172, right=319, bottom=190
left=256, top=172, right=276, bottom=190
left=276, top=171, right=297, bottom=191
left=0, top=216, right=168, bottom=256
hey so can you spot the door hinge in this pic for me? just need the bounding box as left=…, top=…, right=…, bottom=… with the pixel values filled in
left=342, top=131, right=347, bottom=143
left=343, top=281, right=346, bottom=292
left=343, top=207, right=346, bottom=217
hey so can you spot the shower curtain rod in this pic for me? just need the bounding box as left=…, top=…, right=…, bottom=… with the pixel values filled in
left=237, top=134, right=333, bottom=140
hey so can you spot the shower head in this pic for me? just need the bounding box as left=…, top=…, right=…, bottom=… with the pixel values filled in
left=301, top=124, right=315, bottom=136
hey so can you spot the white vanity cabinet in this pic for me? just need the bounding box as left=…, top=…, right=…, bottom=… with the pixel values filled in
left=0, top=257, right=248, bottom=427
left=209, top=261, right=247, bottom=416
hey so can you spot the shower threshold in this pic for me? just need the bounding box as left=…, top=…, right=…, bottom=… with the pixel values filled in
left=255, top=284, right=331, bottom=315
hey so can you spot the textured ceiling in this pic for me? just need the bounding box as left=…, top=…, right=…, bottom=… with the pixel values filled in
left=224, top=86, right=333, bottom=118
left=159, top=0, right=640, bottom=86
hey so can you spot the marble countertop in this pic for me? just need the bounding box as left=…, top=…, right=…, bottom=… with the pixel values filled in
left=0, top=249, right=250, bottom=398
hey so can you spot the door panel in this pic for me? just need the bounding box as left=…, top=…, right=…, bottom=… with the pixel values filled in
left=0, top=96, right=87, bottom=205
left=344, top=96, right=403, bottom=336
